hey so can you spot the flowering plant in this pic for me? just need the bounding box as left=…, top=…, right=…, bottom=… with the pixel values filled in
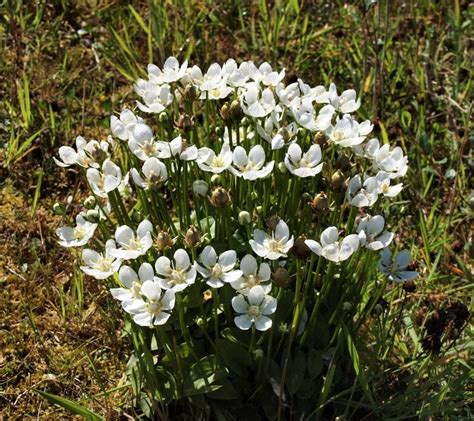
left=55, top=57, right=417, bottom=418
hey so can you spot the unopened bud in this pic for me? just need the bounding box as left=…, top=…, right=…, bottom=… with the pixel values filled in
left=132, top=210, right=143, bottom=223
left=266, top=215, right=281, bottom=231
left=159, top=112, right=168, bottom=123
left=238, top=211, right=251, bottom=225
left=175, top=113, right=193, bottom=131
left=210, top=174, right=222, bottom=185
left=291, top=235, right=311, bottom=260
left=229, top=99, right=243, bottom=121
left=343, top=302, right=352, bottom=312
left=277, top=162, right=288, bottom=173
left=253, top=349, right=264, bottom=359
left=313, top=132, right=327, bottom=147
left=256, top=205, right=263, bottom=214
left=296, top=127, right=306, bottom=140
left=272, top=267, right=292, bottom=288
left=210, top=187, right=230, bottom=208
left=91, top=146, right=107, bottom=163
left=155, top=231, right=174, bottom=251
left=53, top=202, right=66, bottom=215
left=279, top=322, right=289, bottom=333
left=309, top=192, right=329, bottom=214
left=335, top=154, right=351, bottom=172
left=86, top=209, right=99, bottom=223
left=241, top=117, right=250, bottom=127
left=83, top=196, right=96, bottom=209
left=331, top=169, right=345, bottom=191
left=184, top=225, right=201, bottom=248
left=220, top=103, right=231, bottom=121
left=215, top=126, right=223, bottom=136
left=184, top=84, right=197, bottom=101
left=277, top=127, right=290, bottom=142
left=193, top=180, right=208, bottom=197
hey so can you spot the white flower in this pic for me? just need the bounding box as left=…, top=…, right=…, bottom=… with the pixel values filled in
left=110, top=109, right=144, bottom=141
left=110, top=220, right=153, bottom=260
left=347, top=175, right=379, bottom=208
left=148, top=57, right=188, bottom=84
left=357, top=215, right=394, bottom=250
left=86, top=159, right=123, bottom=198
left=378, top=249, right=418, bottom=282
left=284, top=143, right=323, bottom=178
left=232, top=285, right=277, bottom=331
left=169, top=136, right=198, bottom=161
left=197, top=143, right=232, bottom=173
left=374, top=171, right=403, bottom=198
left=135, top=81, right=173, bottom=113
left=291, top=99, right=318, bottom=131
left=56, top=215, right=97, bottom=248
left=54, top=136, right=109, bottom=168
left=229, top=145, right=274, bottom=180
left=221, top=59, right=248, bottom=87
left=240, top=83, right=277, bottom=118
left=128, top=124, right=170, bottom=161
left=326, top=115, right=372, bottom=147
left=194, top=246, right=243, bottom=288
left=110, top=263, right=154, bottom=304
left=154, top=249, right=196, bottom=292
left=199, top=63, right=232, bottom=99
left=130, top=157, right=168, bottom=189
left=124, top=280, right=175, bottom=327
left=305, top=227, right=359, bottom=263
left=250, top=220, right=294, bottom=260
left=81, top=239, right=123, bottom=279
left=365, top=139, right=408, bottom=179
left=256, top=112, right=297, bottom=150
left=231, top=254, right=271, bottom=295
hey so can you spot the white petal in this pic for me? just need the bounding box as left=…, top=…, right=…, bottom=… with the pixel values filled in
left=232, top=294, right=248, bottom=313
left=235, top=314, right=252, bottom=330
left=321, top=227, right=339, bottom=247
left=155, top=256, right=171, bottom=276
left=255, top=315, right=272, bottom=331
left=248, top=285, right=265, bottom=306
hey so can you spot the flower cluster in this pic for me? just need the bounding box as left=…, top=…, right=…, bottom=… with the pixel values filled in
left=55, top=56, right=417, bottom=337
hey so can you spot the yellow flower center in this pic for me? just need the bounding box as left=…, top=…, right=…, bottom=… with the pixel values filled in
left=146, top=300, right=162, bottom=315
left=248, top=305, right=261, bottom=318
left=211, top=264, right=223, bottom=278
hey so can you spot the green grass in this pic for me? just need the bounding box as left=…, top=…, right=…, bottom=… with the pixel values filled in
left=0, top=0, right=472, bottom=418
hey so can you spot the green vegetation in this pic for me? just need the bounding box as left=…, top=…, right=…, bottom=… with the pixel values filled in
left=1, top=0, right=472, bottom=419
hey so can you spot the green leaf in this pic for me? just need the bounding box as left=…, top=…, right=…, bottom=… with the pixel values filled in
left=216, top=339, right=251, bottom=377
left=34, top=390, right=104, bottom=420
left=286, top=349, right=307, bottom=395
left=307, top=349, right=323, bottom=379
left=183, top=355, right=227, bottom=396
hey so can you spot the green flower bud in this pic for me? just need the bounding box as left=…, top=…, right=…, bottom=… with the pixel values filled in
left=210, top=174, right=222, bottom=185
left=193, top=180, right=209, bottom=197
left=238, top=211, right=251, bottom=225
left=83, top=196, right=96, bottom=210
left=53, top=202, right=66, bottom=216
left=278, top=162, right=288, bottom=173
left=86, top=209, right=100, bottom=223
left=159, top=112, right=168, bottom=123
